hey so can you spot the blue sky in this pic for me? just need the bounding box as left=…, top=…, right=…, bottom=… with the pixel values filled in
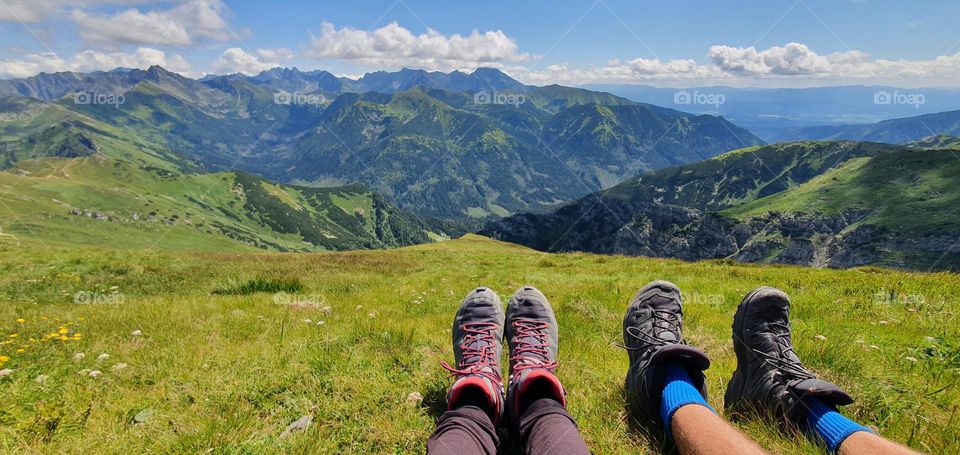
left=2, top=0, right=959, bottom=87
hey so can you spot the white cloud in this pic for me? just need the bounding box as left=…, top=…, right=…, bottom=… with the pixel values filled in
left=214, top=48, right=291, bottom=75
left=71, top=0, right=232, bottom=47
left=302, top=22, right=533, bottom=71
left=0, top=0, right=146, bottom=22
left=708, top=42, right=868, bottom=76
left=519, top=43, right=960, bottom=87
left=0, top=47, right=192, bottom=78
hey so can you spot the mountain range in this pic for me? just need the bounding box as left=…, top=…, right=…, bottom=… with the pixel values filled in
left=3, top=66, right=959, bottom=269
left=591, top=84, right=960, bottom=142
left=482, top=141, right=960, bottom=271
left=775, top=109, right=960, bottom=144
left=1, top=66, right=762, bottom=220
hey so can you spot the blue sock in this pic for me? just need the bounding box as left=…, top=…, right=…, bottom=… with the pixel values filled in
left=660, top=362, right=712, bottom=437
left=805, top=398, right=873, bottom=453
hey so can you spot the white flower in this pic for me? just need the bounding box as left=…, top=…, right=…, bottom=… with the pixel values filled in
left=73, top=352, right=86, bottom=361
left=88, top=370, right=102, bottom=378
left=355, top=305, right=363, bottom=311
left=368, top=312, right=376, bottom=318
left=0, top=368, right=14, bottom=377
left=34, top=374, right=48, bottom=383
left=406, top=391, right=423, bottom=405
left=814, top=335, right=827, bottom=341
left=303, top=319, right=312, bottom=324
left=112, top=363, right=128, bottom=371
left=97, top=353, right=110, bottom=361
left=316, top=321, right=325, bottom=326
left=132, top=330, right=142, bottom=337
left=904, top=356, right=918, bottom=363
left=878, top=320, right=889, bottom=325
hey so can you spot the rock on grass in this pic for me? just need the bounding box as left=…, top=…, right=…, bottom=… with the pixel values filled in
left=280, top=415, right=312, bottom=438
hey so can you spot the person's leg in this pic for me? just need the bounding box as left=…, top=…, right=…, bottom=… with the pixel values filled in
left=837, top=431, right=921, bottom=455
left=518, top=397, right=589, bottom=455
left=672, top=403, right=767, bottom=455
left=427, top=403, right=498, bottom=455
left=428, top=287, right=507, bottom=455
left=665, top=363, right=768, bottom=454
left=725, top=287, right=919, bottom=455
left=804, top=398, right=921, bottom=455
left=622, top=281, right=768, bottom=455
left=504, top=286, right=590, bottom=455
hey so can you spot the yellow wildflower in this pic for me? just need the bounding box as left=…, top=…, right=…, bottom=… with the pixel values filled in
left=15, top=318, right=25, bottom=324
left=58, top=327, right=69, bottom=335
left=58, top=336, right=68, bottom=341
left=8, top=334, right=17, bottom=338
left=78, top=317, right=85, bottom=321
left=0, top=355, right=8, bottom=362
left=16, top=349, right=24, bottom=353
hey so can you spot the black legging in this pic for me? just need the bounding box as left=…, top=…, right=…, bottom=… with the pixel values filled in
left=426, top=398, right=590, bottom=455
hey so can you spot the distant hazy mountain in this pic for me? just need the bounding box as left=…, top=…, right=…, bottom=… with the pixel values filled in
left=588, top=84, right=960, bottom=141
left=1, top=66, right=762, bottom=220
left=482, top=141, right=960, bottom=271
left=775, top=110, right=960, bottom=144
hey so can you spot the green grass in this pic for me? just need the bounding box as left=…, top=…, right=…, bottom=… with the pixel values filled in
left=0, top=235, right=956, bottom=453
left=724, top=148, right=960, bottom=235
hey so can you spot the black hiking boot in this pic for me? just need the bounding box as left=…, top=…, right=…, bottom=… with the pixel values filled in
left=441, top=287, right=506, bottom=423
left=623, top=280, right=710, bottom=425
left=504, top=286, right=567, bottom=422
left=725, top=287, right=853, bottom=425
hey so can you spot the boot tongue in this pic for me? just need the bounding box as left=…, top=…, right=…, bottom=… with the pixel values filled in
left=789, top=378, right=854, bottom=406
left=650, top=344, right=711, bottom=371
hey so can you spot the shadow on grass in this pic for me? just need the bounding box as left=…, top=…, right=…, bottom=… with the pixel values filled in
left=423, top=380, right=449, bottom=421
left=621, top=385, right=677, bottom=455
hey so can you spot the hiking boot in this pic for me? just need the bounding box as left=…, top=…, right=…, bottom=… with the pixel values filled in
left=725, top=287, right=853, bottom=425
left=504, top=286, right=566, bottom=421
left=441, top=287, right=506, bottom=423
left=623, top=281, right=710, bottom=424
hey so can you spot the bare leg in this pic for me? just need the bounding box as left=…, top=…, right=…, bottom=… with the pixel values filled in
left=671, top=404, right=768, bottom=455
left=838, top=431, right=921, bottom=455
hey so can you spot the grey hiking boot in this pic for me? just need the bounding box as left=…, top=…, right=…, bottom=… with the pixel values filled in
left=441, top=287, right=506, bottom=423
left=725, top=287, right=853, bottom=425
left=623, top=281, right=710, bottom=425
left=504, top=286, right=567, bottom=421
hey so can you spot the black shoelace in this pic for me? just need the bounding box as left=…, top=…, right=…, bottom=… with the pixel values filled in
left=622, top=309, right=681, bottom=351
left=751, top=321, right=814, bottom=380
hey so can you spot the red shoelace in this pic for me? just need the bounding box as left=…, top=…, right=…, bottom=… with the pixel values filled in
left=510, top=319, right=558, bottom=372
left=441, top=322, right=501, bottom=383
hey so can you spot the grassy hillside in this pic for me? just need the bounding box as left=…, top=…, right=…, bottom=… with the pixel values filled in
left=603, top=141, right=904, bottom=210
left=0, top=157, right=432, bottom=252
left=724, top=147, right=960, bottom=235
left=0, top=236, right=956, bottom=453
